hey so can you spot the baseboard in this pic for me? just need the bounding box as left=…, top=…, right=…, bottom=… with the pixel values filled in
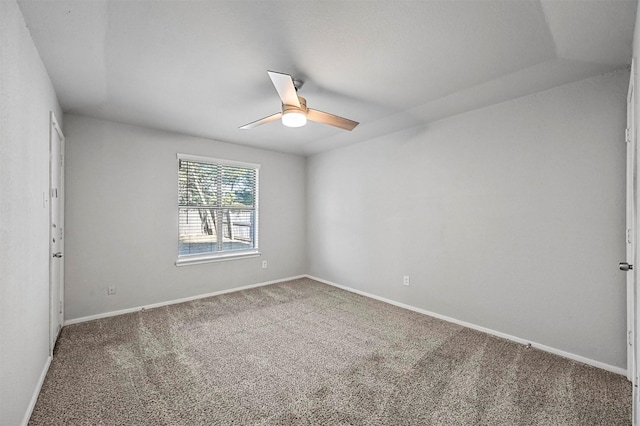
left=21, top=355, right=51, bottom=426
left=65, top=275, right=306, bottom=326
left=307, top=275, right=627, bottom=377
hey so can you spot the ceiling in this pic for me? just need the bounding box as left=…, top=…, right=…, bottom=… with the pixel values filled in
left=18, top=0, right=638, bottom=156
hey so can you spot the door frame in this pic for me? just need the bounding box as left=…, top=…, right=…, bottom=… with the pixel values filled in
left=49, top=111, right=65, bottom=354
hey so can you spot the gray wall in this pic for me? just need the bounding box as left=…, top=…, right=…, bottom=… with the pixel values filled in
left=307, top=70, right=629, bottom=369
left=63, top=115, right=307, bottom=321
left=0, top=1, right=64, bottom=425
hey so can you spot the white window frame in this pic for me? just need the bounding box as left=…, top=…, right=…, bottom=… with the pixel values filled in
left=175, top=153, right=260, bottom=266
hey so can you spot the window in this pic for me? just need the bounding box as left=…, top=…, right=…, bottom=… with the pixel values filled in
left=176, top=154, right=259, bottom=265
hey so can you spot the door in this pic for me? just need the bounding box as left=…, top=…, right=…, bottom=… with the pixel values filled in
left=624, top=59, right=640, bottom=426
left=631, top=58, right=640, bottom=426
left=49, top=111, right=65, bottom=353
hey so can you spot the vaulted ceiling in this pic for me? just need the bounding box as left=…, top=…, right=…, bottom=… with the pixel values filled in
left=18, top=0, right=637, bottom=155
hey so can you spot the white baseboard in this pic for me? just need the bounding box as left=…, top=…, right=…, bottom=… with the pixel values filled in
left=21, top=355, right=52, bottom=426
left=65, top=275, right=306, bottom=326
left=307, top=275, right=627, bottom=377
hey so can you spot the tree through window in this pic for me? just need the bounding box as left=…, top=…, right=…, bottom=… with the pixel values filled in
left=178, top=154, right=259, bottom=262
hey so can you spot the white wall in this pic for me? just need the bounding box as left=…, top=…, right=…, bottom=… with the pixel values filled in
left=307, top=70, right=629, bottom=370
left=0, top=1, right=64, bottom=425
left=63, top=115, right=307, bottom=321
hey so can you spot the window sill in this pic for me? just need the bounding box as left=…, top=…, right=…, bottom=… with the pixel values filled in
left=175, top=251, right=261, bottom=267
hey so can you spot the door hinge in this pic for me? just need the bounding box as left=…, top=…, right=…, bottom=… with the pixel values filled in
left=60, top=154, right=64, bottom=168
left=59, top=301, right=63, bottom=314
left=628, top=228, right=633, bottom=244
left=628, top=330, right=633, bottom=346
left=626, top=128, right=631, bottom=143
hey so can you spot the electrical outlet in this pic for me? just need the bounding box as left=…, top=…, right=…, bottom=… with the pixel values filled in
left=262, top=261, right=268, bottom=269
left=107, top=285, right=116, bottom=295
left=403, top=276, right=410, bottom=286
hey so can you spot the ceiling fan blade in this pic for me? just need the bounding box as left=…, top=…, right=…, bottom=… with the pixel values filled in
left=268, top=71, right=300, bottom=107
left=307, top=109, right=359, bottom=131
left=239, top=112, right=282, bottom=130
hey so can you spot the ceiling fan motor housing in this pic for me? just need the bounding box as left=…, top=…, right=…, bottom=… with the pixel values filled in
left=282, top=96, right=308, bottom=127
left=283, top=96, right=307, bottom=114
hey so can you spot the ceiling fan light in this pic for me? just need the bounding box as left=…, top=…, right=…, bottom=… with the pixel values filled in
left=282, top=110, right=307, bottom=128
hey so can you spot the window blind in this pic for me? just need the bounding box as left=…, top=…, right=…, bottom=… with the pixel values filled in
left=178, top=157, right=258, bottom=258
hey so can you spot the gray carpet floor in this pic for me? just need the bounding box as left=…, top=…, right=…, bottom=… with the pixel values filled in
left=30, top=278, right=631, bottom=425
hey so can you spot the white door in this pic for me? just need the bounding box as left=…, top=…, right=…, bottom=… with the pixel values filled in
left=49, top=112, right=65, bottom=353
left=625, top=59, right=640, bottom=426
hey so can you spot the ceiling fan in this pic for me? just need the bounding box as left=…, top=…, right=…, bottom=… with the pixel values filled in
left=239, top=71, right=359, bottom=131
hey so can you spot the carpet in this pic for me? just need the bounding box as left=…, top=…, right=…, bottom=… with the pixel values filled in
left=29, top=277, right=631, bottom=425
